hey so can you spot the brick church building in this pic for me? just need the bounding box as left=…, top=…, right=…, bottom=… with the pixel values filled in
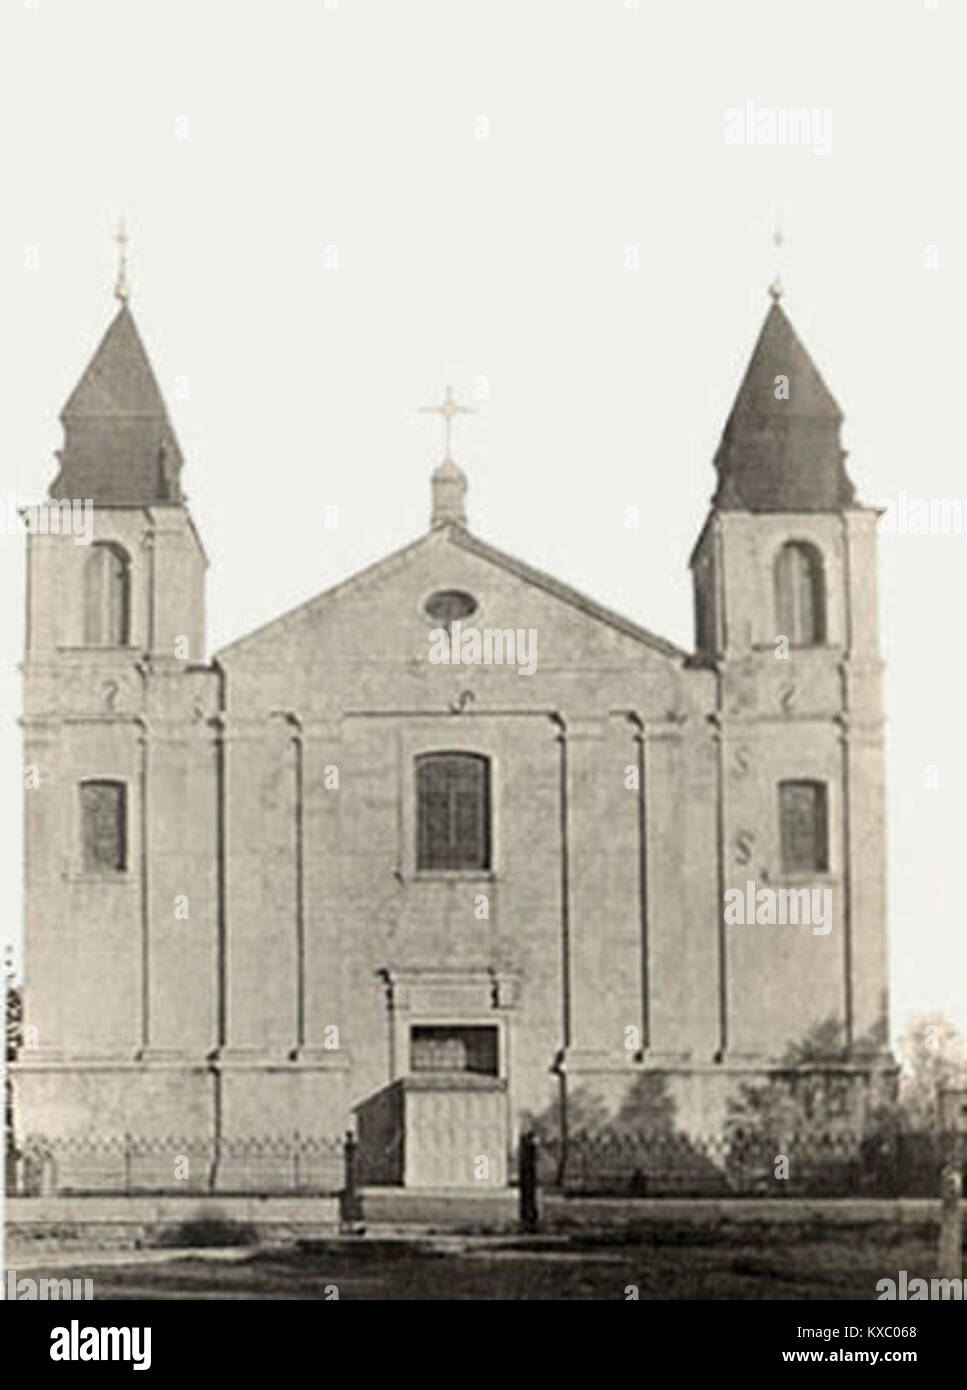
left=14, top=286, right=891, bottom=1188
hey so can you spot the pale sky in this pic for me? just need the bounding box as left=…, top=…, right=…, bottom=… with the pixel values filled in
left=1, top=0, right=965, bottom=1049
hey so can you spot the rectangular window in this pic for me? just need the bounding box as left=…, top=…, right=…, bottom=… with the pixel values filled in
left=416, top=753, right=491, bottom=871
left=410, top=1025, right=499, bottom=1077
left=81, top=780, right=127, bottom=872
left=779, top=780, right=828, bottom=873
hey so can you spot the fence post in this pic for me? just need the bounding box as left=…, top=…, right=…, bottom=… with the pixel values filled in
left=938, top=1092, right=966, bottom=1278
left=519, top=1129, right=538, bottom=1233
left=890, top=1133, right=900, bottom=1200
left=341, top=1130, right=362, bottom=1228
left=939, top=1145, right=963, bottom=1281
left=123, top=1132, right=133, bottom=1193
left=43, top=1145, right=56, bottom=1196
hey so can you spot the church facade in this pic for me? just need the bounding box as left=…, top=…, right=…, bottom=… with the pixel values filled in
left=14, top=290, right=891, bottom=1189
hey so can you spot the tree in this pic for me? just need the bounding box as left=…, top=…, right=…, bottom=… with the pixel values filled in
left=722, top=1017, right=900, bottom=1193
left=6, top=980, right=22, bottom=1063
left=895, top=1012, right=967, bottom=1131
left=5, top=964, right=23, bottom=1189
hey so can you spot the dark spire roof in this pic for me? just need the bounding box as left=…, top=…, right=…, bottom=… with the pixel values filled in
left=50, top=303, right=184, bottom=505
left=712, top=300, right=856, bottom=512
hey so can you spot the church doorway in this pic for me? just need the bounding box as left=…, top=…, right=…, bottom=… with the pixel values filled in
left=355, top=1020, right=509, bottom=1188
left=403, top=1023, right=507, bottom=1187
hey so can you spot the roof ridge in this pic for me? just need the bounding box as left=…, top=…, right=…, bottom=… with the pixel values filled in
left=216, top=522, right=687, bottom=662
left=446, top=527, right=687, bottom=659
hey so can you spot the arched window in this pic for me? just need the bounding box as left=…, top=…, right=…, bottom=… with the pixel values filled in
left=416, top=752, right=491, bottom=871
left=774, top=541, right=825, bottom=645
left=779, top=780, right=828, bottom=873
left=84, top=543, right=130, bottom=646
left=80, top=780, right=127, bottom=872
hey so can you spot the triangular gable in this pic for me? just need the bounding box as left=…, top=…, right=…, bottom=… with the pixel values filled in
left=216, top=524, right=687, bottom=662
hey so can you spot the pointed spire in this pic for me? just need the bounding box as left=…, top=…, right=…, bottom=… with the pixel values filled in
left=62, top=303, right=168, bottom=420
left=712, top=296, right=856, bottom=512
left=51, top=303, right=184, bottom=505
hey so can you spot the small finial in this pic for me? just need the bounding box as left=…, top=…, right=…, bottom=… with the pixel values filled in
left=420, top=385, right=475, bottom=462
left=114, top=218, right=130, bottom=304
left=421, top=386, right=476, bottom=528
left=769, top=217, right=784, bottom=301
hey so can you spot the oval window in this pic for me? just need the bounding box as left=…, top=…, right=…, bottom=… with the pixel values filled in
left=425, top=589, right=478, bottom=627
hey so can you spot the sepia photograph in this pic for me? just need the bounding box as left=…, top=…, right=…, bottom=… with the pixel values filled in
left=1, top=0, right=965, bottom=1369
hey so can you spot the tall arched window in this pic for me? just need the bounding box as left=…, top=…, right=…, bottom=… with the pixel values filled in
left=416, top=752, right=491, bottom=871
left=774, top=541, right=825, bottom=645
left=84, top=543, right=130, bottom=646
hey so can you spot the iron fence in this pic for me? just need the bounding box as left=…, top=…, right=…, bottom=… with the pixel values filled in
left=535, top=1128, right=961, bottom=1198
left=12, top=1131, right=346, bottom=1196
left=11, top=1126, right=962, bottom=1202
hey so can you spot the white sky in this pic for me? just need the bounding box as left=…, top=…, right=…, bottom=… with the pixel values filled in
left=1, top=0, right=965, bottom=1049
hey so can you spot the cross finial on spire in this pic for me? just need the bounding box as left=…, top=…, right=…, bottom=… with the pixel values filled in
left=114, top=218, right=130, bottom=304
left=769, top=217, right=785, bottom=301
left=420, top=385, right=474, bottom=461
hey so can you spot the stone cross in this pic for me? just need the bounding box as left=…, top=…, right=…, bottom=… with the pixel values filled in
left=420, top=385, right=474, bottom=461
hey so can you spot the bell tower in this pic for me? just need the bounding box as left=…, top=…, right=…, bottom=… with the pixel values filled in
left=29, top=299, right=206, bottom=663
left=19, top=263, right=218, bottom=1146
left=690, top=292, right=888, bottom=1063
